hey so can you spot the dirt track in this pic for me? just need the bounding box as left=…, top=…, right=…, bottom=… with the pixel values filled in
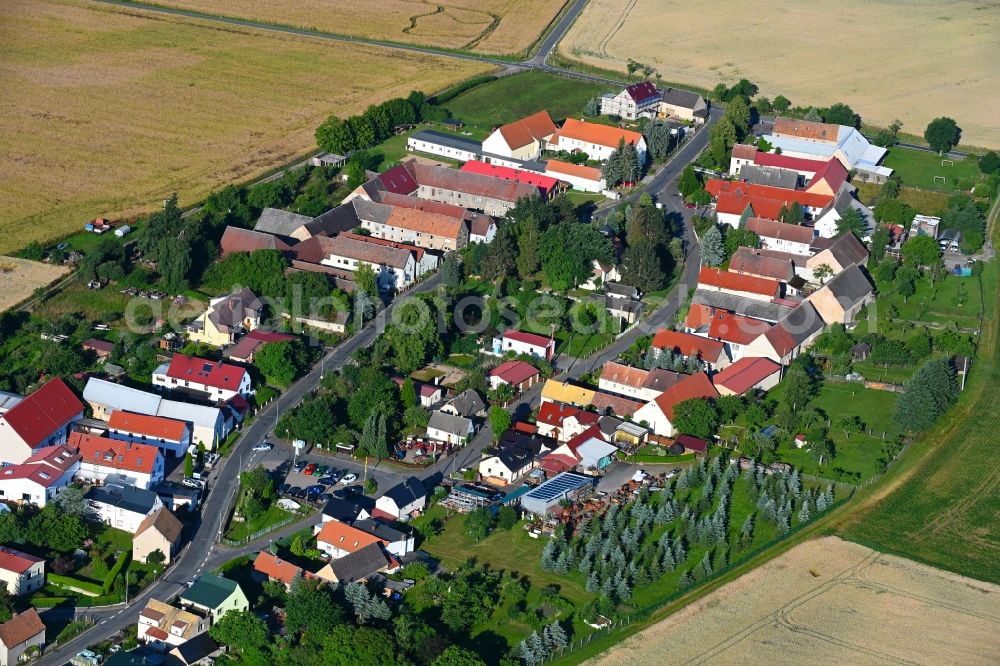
left=588, top=536, right=1000, bottom=665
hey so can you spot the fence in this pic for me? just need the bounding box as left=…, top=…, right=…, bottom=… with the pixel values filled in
left=220, top=513, right=301, bottom=547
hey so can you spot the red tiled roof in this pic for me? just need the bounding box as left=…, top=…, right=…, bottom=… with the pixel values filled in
left=409, top=161, right=539, bottom=203
left=684, top=303, right=714, bottom=330
left=377, top=192, right=465, bottom=218
left=461, top=161, right=560, bottom=194
left=490, top=360, right=541, bottom=386
left=70, top=432, right=160, bottom=474
left=590, top=391, right=644, bottom=417
left=340, top=232, right=425, bottom=261
left=220, top=226, right=291, bottom=256
left=599, top=362, right=649, bottom=389
left=536, top=402, right=594, bottom=428
left=82, top=338, right=115, bottom=354
left=708, top=311, right=771, bottom=345
left=651, top=329, right=725, bottom=363
left=545, top=159, right=603, bottom=182
left=109, top=411, right=188, bottom=442
left=0, top=447, right=79, bottom=488
left=712, top=357, right=781, bottom=395
left=746, top=217, right=814, bottom=245
left=513, top=421, right=538, bottom=434
left=0, top=378, right=82, bottom=447
left=316, top=520, right=387, bottom=554
left=0, top=547, right=44, bottom=574
left=385, top=207, right=466, bottom=239
left=0, top=608, right=45, bottom=649
left=772, top=117, right=840, bottom=142
left=625, top=81, right=660, bottom=103
left=253, top=551, right=303, bottom=586
left=555, top=118, right=643, bottom=150
left=706, top=179, right=834, bottom=210
left=565, top=424, right=606, bottom=455
left=653, top=372, right=719, bottom=420
left=805, top=158, right=849, bottom=193
left=539, top=453, right=576, bottom=475
left=698, top=267, right=781, bottom=298
left=496, top=110, right=557, bottom=150
left=144, top=626, right=169, bottom=641
left=754, top=151, right=826, bottom=174
left=374, top=164, right=418, bottom=195
left=503, top=330, right=552, bottom=348
left=166, top=354, right=247, bottom=391
left=731, top=144, right=758, bottom=160
left=225, top=330, right=296, bottom=361
left=674, top=434, right=709, bottom=453
left=715, top=191, right=784, bottom=219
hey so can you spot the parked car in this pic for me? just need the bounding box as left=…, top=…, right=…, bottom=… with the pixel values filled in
left=339, top=473, right=357, bottom=485
left=319, top=475, right=338, bottom=485
left=307, top=484, right=326, bottom=494
left=181, top=478, right=202, bottom=489
left=314, top=464, right=329, bottom=476
left=304, top=463, right=317, bottom=476
left=291, top=488, right=305, bottom=498
left=278, top=483, right=291, bottom=494
left=684, top=202, right=696, bottom=209
left=252, top=442, right=273, bottom=452
left=320, top=493, right=335, bottom=502
left=293, top=461, right=307, bottom=473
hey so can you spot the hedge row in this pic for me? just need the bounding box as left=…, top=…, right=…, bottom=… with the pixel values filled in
left=103, top=552, right=130, bottom=594
left=47, top=574, right=103, bottom=597
left=32, top=594, right=121, bottom=608
left=428, top=74, right=499, bottom=105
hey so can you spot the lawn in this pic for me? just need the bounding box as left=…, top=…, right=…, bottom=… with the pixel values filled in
left=883, top=147, right=982, bottom=193
left=224, top=504, right=296, bottom=542
left=0, top=0, right=494, bottom=253
left=841, top=246, right=1000, bottom=583
left=878, top=273, right=983, bottom=329
left=854, top=182, right=956, bottom=216
left=443, top=71, right=611, bottom=139
left=32, top=282, right=206, bottom=329
left=370, top=132, right=461, bottom=170
left=850, top=361, right=917, bottom=385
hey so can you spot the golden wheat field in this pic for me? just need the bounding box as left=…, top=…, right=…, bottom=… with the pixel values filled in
left=562, top=0, right=1000, bottom=148
left=153, top=0, right=567, bottom=55
left=0, top=257, right=70, bottom=312
left=588, top=537, right=1000, bottom=665
left=0, top=0, right=494, bottom=255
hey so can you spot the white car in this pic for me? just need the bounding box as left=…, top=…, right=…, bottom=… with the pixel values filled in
left=339, top=473, right=357, bottom=485
left=252, top=443, right=273, bottom=452
left=181, top=477, right=202, bottom=489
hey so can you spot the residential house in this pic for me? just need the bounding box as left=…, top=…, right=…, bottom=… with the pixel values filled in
left=743, top=302, right=825, bottom=365
left=426, top=411, right=473, bottom=445
left=539, top=379, right=596, bottom=408
left=544, top=160, right=607, bottom=193
left=0, top=445, right=80, bottom=507
left=137, top=599, right=209, bottom=649
left=153, top=354, right=253, bottom=402
left=252, top=551, right=305, bottom=589
left=598, top=362, right=655, bottom=401
left=405, top=161, right=540, bottom=216
left=178, top=573, right=248, bottom=623
left=0, top=377, right=83, bottom=466
left=657, top=88, right=709, bottom=123
left=545, top=425, right=618, bottom=473
left=599, top=82, right=661, bottom=120
left=764, top=117, right=892, bottom=182
left=82, top=338, right=115, bottom=361
left=315, top=519, right=388, bottom=559
left=0, top=547, right=45, bottom=596
left=133, top=506, right=184, bottom=565
left=340, top=232, right=439, bottom=277
left=729, top=144, right=826, bottom=180
left=478, top=430, right=550, bottom=486
left=439, top=389, right=486, bottom=419
left=706, top=181, right=833, bottom=228
left=357, top=199, right=470, bottom=251
left=489, top=360, right=541, bottom=393
left=320, top=496, right=371, bottom=525
left=469, top=214, right=497, bottom=244
left=313, top=542, right=394, bottom=584
left=737, top=164, right=800, bottom=189
left=223, top=329, right=297, bottom=364
left=806, top=232, right=869, bottom=278
left=167, top=633, right=220, bottom=666
left=803, top=158, right=850, bottom=197
left=582, top=260, right=621, bottom=290
left=490, top=330, right=556, bottom=361
left=406, top=129, right=481, bottom=162
left=728, top=248, right=795, bottom=282
left=590, top=390, right=646, bottom=419
left=253, top=208, right=315, bottom=242
left=71, top=432, right=165, bottom=489
left=605, top=296, right=643, bottom=325
left=706, top=310, right=772, bottom=363
left=633, top=372, right=719, bottom=437
left=290, top=234, right=416, bottom=292
left=698, top=267, right=781, bottom=302
left=650, top=329, right=728, bottom=369
left=0, top=608, right=45, bottom=666
left=107, top=411, right=191, bottom=459
left=353, top=519, right=415, bottom=557
left=219, top=225, right=291, bottom=257
left=460, top=161, right=561, bottom=199
left=689, top=289, right=794, bottom=326
left=805, top=265, right=875, bottom=324
left=813, top=189, right=874, bottom=239
left=152, top=482, right=201, bottom=513
left=481, top=110, right=557, bottom=160
left=186, top=288, right=263, bottom=347
left=712, top=357, right=782, bottom=396
left=373, top=477, right=426, bottom=521
left=534, top=402, right=598, bottom=441
left=86, top=483, right=163, bottom=533
left=392, top=378, right=442, bottom=408
left=745, top=218, right=814, bottom=256
left=550, top=119, right=647, bottom=164
left=0, top=392, right=22, bottom=417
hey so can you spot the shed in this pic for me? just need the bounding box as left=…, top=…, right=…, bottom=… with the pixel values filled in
left=851, top=342, right=871, bottom=361
left=114, top=225, right=131, bottom=238
left=520, top=472, right=595, bottom=516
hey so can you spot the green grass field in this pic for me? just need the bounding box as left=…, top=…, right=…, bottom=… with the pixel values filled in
left=443, top=71, right=610, bottom=140
left=884, top=147, right=982, bottom=192
left=224, top=505, right=294, bottom=541
left=854, top=182, right=955, bottom=216
left=841, top=253, right=999, bottom=583
left=878, top=273, right=983, bottom=329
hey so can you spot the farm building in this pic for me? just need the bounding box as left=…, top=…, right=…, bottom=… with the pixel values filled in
left=521, top=472, right=595, bottom=517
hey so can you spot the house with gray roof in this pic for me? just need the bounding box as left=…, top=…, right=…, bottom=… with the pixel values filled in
left=691, top=289, right=794, bottom=324
left=806, top=265, right=875, bottom=324
left=426, top=411, right=473, bottom=445
left=253, top=207, right=314, bottom=241
left=439, top=389, right=486, bottom=419
left=317, top=542, right=393, bottom=583
left=658, top=87, right=709, bottom=123
left=738, top=164, right=800, bottom=189
left=86, top=483, right=163, bottom=533
left=374, top=477, right=427, bottom=521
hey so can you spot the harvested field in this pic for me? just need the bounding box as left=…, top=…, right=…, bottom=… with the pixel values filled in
left=151, top=0, right=567, bottom=55
left=588, top=537, right=1000, bottom=665
left=0, top=257, right=70, bottom=313
left=0, top=0, right=494, bottom=254
left=561, top=0, right=1000, bottom=148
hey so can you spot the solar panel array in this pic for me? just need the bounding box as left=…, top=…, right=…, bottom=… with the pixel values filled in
left=524, top=472, right=591, bottom=502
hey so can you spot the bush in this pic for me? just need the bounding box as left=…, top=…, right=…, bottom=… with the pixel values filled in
left=47, top=574, right=104, bottom=597
left=104, top=552, right=130, bottom=594
left=428, top=75, right=498, bottom=105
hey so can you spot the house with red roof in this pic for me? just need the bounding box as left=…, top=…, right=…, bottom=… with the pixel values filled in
left=599, top=81, right=662, bottom=120
left=544, top=160, right=607, bottom=193
left=391, top=377, right=443, bottom=408
left=633, top=372, right=719, bottom=437
left=0, top=547, right=45, bottom=596
left=223, top=329, right=297, bottom=364
left=650, top=328, right=728, bottom=369
left=729, top=144, right=827, bottom=180
left=107, top=411, right=192, bottom=459
left=543, top=425, right=617, bottom=473
left=706, top=179, right=833, bottom=228
left=153, top=354, right=253, bottom=402
left=490, top=330, right=556, bottom=361
left=0, top=608, right=46, bottom=666
left=535, top=402, right=599, bottom=442
left=489, top=360, right=542, bottom=393
left=712, top=357, right=782, bottom=396
left=0, top=445, right=80, bottom=507
left=551, top=118, right=647, bottom=163
left=481, top=110, right=557, bottom=160
left=0, top=377, right=83, bottom=466
left=461, top=161, right=561, bottom=198
left=744, top=302, right=825, bottom=365
left=252, top=550, right=307, bottom=589
left=746, top=217, right=815, bottom=256
left=71, top=432, right=164, bottom=490
left=698, top=266, right=782, bottom=302
left=706, top=310, right=772, bottom=362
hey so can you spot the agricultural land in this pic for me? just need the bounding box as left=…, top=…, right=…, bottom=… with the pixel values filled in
left=0, top=0, right=494, bottom=254
left=560, top=0, right=1000, bottom=147
left=0, top=256, right=70, bottom=312
left=588, top=536, right=1000, bottom=665
left=145, top=0, right=568, bottom=55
